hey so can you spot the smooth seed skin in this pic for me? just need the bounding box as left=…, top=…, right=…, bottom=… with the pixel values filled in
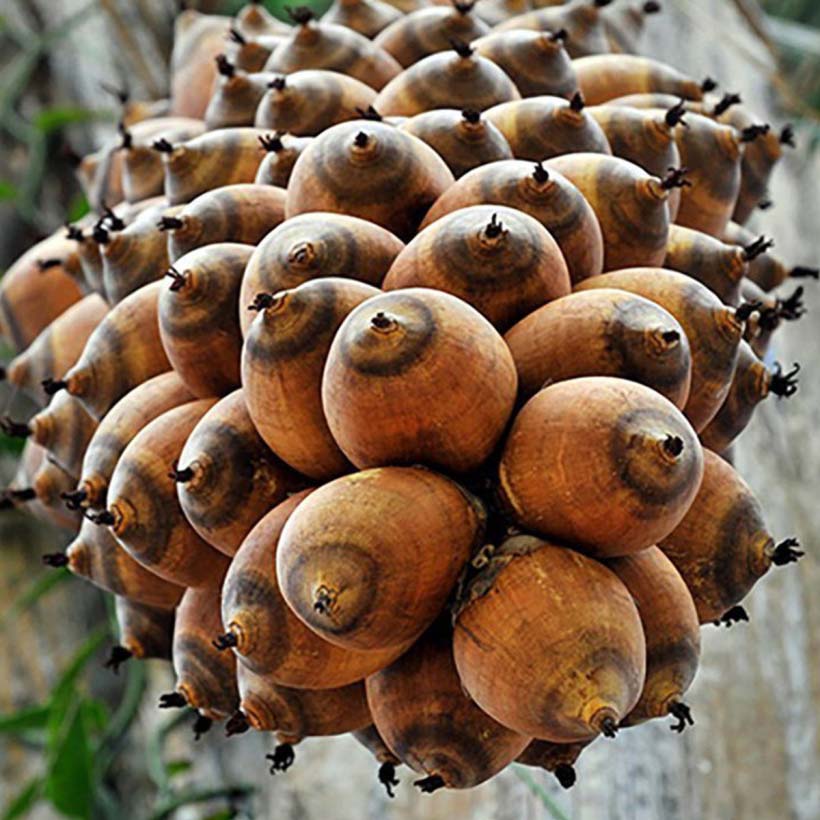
left=115, top=597, right=175, bottom=661
left=499, top=376, right=704, bottom=557
left=322, top=0, right=402, bottom=38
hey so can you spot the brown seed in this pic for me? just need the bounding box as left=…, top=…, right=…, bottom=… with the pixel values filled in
left=504, top=288, right=691, bottom=407
left=374, top=5, right=490, bottom=67
left=254, top=132, right=313, bottom=188
left=175, top=389, right=302, bottom=556
left=242, top=277, right=380, bottom=480
left=383, top=204, right=570, bottom=330
left=31, top=457, right=82, bottom=533
left=421, top=160, right=603, bottom=285
left=475, top=28, right=576, bottom=98
left=224, top=33, right=285, bottom=73
left=277, top=466, right=484, bottom=651
left=660, top=449, right=803, bottom=623
left=367, top=623, right=530, bottom=790
left=159, top=243, right=254, bottom=398
left=516, top=740, right=589, bottom=789
left=264, top=12, right=401, bottom=91
left=572, top=54, right=704, bottom=105
left=204, top=64, right=275, bottom=130
left=255, top=70, right=377, bottom=136
left=323, top=288, right=517, bottom=472
left=105, top=399, right=230, bottom=588
left=722, top=221, right=795, bottom=292
left=172, top=583, right=239, bottom=720
left=75, top=143, right=126, bottom=213
left=235, top=1, right=291, bottom=38
left=286, top=120, right=454, bottom=242
left=546, top=153, right=672, bottom=271
left=114, top=597, right=175, bottom=661
left=237, top=664, right=371, bottom=743
left=575, top=268, right=747, bottom=430
left=73, top=371, right=193, bottom=511
left=472, top=0, right=530, bottom=27
left=322, top=0, right=403, bottom=38
left=606, top=547, right=700, bottom=728
left=57, top=281, right=171, bottom=420
left=221, top=490, right=405, bottom=685
left=500, top=377, right=703, bottom=556
left=239, top=211, right=402, bottom=336
left=453, top=535, right=646, bottom=741
left=374, top=45, right=521, bottom=118
left=601, top=0, right=662, bottom=54
left=164, top=184, right=286, bottom=262
left=399, top=109, right=513, bottom=179
left=4, top=294, right=108, bottom=404
left=66, top=516, right=183, bottom=609
left=664, top=224, right=747, bottom=305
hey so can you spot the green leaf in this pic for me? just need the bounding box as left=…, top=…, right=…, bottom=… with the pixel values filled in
left=44, top=699, right=94, bottom=820
left=0, top=436, right=26, bottom=456
left=165, top=759, right=192, bottom=778
left=67, top=192, right=90, bottom=223
left=2, top=778, right=43, bottom=820
left=0, top=180, right=17, bottom=201
left=0, top=703, right=50, bottom=735
left=33, top=106, right=107, bottom=134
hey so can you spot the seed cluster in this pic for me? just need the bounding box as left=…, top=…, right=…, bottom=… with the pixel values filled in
left=0, top=0, right=812, bottom=798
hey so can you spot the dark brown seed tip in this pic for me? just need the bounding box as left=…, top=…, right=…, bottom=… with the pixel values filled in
left=594, top=0, right=614, bottom=7
left=661, top=329, right=680, bottom=344
left=370, top=311, right=396, bottom=331
left=414, top=774, right=445, bottom=794
left=554, top=764, right=576, bottom=789
left=267, top=743, right=295, bottom=773
left=769, top=362, right=800, bottom=398
left=665, top=99, right=687, bottom=128
left=65, top=224, right=85, bottom=242
left=713, top=605, right=749, bottom=627
left=791, top=266, right=819, bottom=280
left=378, top=762, right=400, bottom=799
left=660, top=166, right=691, bottom=190
left=158, top=691, right=187, bottom=709
left=643, top=0, right=661, bottom=13
left=776, top=286, right=805, bottom=321
left=600, top=716, right=619, bottom=738
left=165, top=267, right=187, bottom=292
left=701, top=77, right=718, bottom=93
left=740, top=123, right=770, bottom=143
left=532, top=162, right=549, bottom=185
left=92, top=223, right=110, bottom=245
left=102, top=205, right=125, bottom=232
left=452, top=0, right=475, bottom=14
left=772, top=537, right=804, bottom=566
left=780, top=124, right=795, bottom=147
left=226, top=711, right=250, bottom=737
left=104, top=645, right=132, bottom=674
left=286, top=5, right=315, bottom=25
left=461, top=108, right=481, bottom=124
left=484, top=213, right=505, bottom=239
left=249, top=292, right=276, bottom=311
left=549, top=28, right=569, bottom=43
left=569, top=91, right=585, bottom=112
left=668, top=701, right=694, bottom=733
left=215, top=53, right=235, bottom=77
left=270, top=76, right=287, bottom=91
left=758, top=198, right=773, bottom=210
left=61, top=488, right=88, bottom=511
left=229, top=27, right=246, bottom=45
left=7, top=487, right=36, bottom=503
left=742, top=235, right=774, bottom=261
left=450, top=37, right=474, bottom=59
left=168, top=461, right=195, bottom=482
left=0, top=366, right=5, bottom=381
left=158, top=216, right=184, bottom=232
left=100, top=81, right=129, bottom=105
left=85, top=509, right=116, bottom=526
left=212, top=632, right=238, bottom=651
left=712, top=92, right=741, bottom=117
left=259, top=133, right=284, bottom=152
left=42, top=552, right=69, bottom=567
left=356, top=105, right=383, bottom=121
left=152, top=138, right=174, bottom=153
left=37, top=258, right=63, bottom=272
left=663, top=435, right=684, bottom=457
left=353, top=131, right=370, bottom=148
left=735, top=300, right=762, bottom=322
left=193, top=714, right=213, bottom=741
left=118, top=121, right=133, bottom=151
left=42, top=378, right=68, bottom=396
left=0, top=417, right=31, bottom=439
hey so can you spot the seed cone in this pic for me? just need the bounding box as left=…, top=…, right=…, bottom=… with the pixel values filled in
left=671, top=112, right=743, bottom=237
left=472, top=29, right=578, bottom=99
left=366, top=623, right=530, bottom=790
left=114, top=597, right=175, bottom=661
left=576, top=268, right=746, bottom=431
left=606, top=547, right=700, bottom=727
left=700, top=341, right=796, bottom=453
left=160, top=128, right=269, bottom=205
left=74, top=372, right=192, bottom=511
left=106, top=399, right=230, bottom=588
left=286, top=120, right=454, bottom=242
left=59, top=281, right=171, bottom=420
left=31, top=458, right=82, bottom=533
left=505, top=288, right=691, bottom=407
left=242, top=277, right=380, bottom=480
left=264, top=15, right=401, bottom=91
left=422, top=160, right=603, bottom=284
left=165, top=184, right=286, bottom=262
left=66, top=516, right=183, bottom=608
left=500, top=377, right=702, bottom=556
left=722, top=221, right=791, bottom=292
left=602, top=0, right=661, bottom=53
left=224, top=33, right=284, bottom=74
left=0, top=234, right=84, bottom=353
left=738, top=279, right=780, bottom=358
left=235, top=1, right=291, bottom=37
left=254, top=133, right=312, bottom=187
left=546, top=153, right=671, bottom=271
left=516, top=740, right=589, bottom=789
left=573, top=54, right=704, bottom=106
left=485, top=95, right=612, bottom=161
left=204, top=67, right=274, bottom=130
left=240, top=212, right=402, bottom=336
left=75, top=143, right=126, bottom=214
left=176, top=389, right=302, bottom=555
left=277, top=466, right=484, bottom=651
left=660, top=449, right=803, bottom=623
left=73, top=226, right=106, bottom=295
left=375, top=6, right=490, bottom=68
left=121, top=117, right=206, bottom=202
left=236, top=664, right=371, bottom=743
left=323, top=288, right=517, bottom=472
left=159, top=243, right=254, bottom=398
left=399, top=109, right=513, bottom=180
left=322, top=0, right=402, bottom=38
left=374, top=46, right=521, bottom=118
left=587, top=103, right=684, bottom=219
left=222, top=490, right=405, bottom=685
left=664, top=225, right=747, bottom=305
left=4, top=294, right=108, bottom=404
left=383, top=205, right=570, bottom=330
left=255, top=70, right=377, bottom=136
left=173, top=584, right=239, bottom=720
left=454, top=535, right=646, bottom=741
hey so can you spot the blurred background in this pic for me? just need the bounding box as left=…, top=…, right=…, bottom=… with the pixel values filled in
left=1, top=1, right=819, bottom=818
